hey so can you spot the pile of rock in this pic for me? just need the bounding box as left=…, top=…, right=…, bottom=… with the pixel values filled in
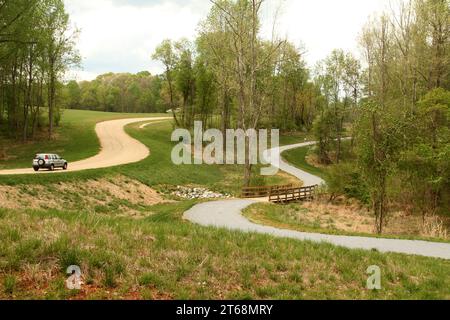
left=172, top=186, right=232, bottom=200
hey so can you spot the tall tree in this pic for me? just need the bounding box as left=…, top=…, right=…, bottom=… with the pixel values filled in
left=152, top=39, right=181, bottom=126
left=174, top=39, right=196, bottom=128
left=0, top=0, right=78, bottom=141
left=206, top=0, right=284, bottom=186
left=41, top=0, right=80, bottom=138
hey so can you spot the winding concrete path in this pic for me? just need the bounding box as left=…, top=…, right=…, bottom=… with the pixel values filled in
left=0, top=117, right=171, bottom=175
left=263, top=142, right=325, bottom=186
left=185, top=142, right=450, bottom=260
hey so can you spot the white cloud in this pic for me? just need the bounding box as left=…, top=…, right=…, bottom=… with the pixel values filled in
left=277, top=0, right=391, bottom=66
left=65, top=0, right=392, bottom=81
left=65, top=0, right=211, bottom=80
left=65, top=70, right=99, bottom=82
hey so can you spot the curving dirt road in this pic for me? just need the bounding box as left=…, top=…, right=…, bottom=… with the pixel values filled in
left=185, top=141, right=450, bottom=260
left=0, top=117, right=171, bottom=175
left=139, top=120, right=167, bottom=129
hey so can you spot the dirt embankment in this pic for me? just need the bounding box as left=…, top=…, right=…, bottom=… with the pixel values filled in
left=0, top=176, right=168, bottom=217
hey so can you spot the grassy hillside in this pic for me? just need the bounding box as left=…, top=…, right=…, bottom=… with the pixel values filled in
left=1, top=110, right=449, bottom=300
left=282, top=146, right=326, bottom=179
left=0, top=111, right=295, bottom=195
left=0, top=205, right=449, bottom=300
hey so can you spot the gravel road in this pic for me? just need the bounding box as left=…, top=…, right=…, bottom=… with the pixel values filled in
left=0, top=117, right=171, bottom=175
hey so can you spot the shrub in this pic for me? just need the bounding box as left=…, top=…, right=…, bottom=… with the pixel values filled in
left=326, top=162, right=369, bottom=203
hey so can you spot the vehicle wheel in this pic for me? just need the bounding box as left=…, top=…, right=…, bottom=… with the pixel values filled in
left=38, top=159, right=45, bottom=166
left=63, top=163, right=68, bottom=170
left=50, top=164, right=55, bottom=171
left=33, top=167, right=39, bottom=172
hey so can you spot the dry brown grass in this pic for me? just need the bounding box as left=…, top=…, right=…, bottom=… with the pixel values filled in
left=301, top=200, right=374, bottom=233
left=304, top=200, right=449, bottom=237
left=277, top=171, right=303, bottom=187
left=244, top=197, right=450, bottom=240
left=305, top=154, right=327, bottom=170
left=0, top=175, right=169, bottom=214
left=422, top=215, right=449, bottom=239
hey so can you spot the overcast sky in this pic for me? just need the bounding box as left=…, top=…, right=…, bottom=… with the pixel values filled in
left=64, top=0, right=392, bottom=81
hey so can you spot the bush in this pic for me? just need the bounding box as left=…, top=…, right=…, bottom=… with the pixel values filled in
left=312, top=110, right=337, bottom=164
left=326, top=162, right=369, bottom=203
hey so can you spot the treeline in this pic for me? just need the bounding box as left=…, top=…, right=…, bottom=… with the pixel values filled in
left=152, top=0, right=326, bottom=185
left=63, top=72, right=166, bottom=114
left=152, top=37, right=321, bottom=133
left=313, top=0, right=449, bottom=233
left=0, top=0, right=79, bottom=140
left=65, top=1, right=323, bottom=136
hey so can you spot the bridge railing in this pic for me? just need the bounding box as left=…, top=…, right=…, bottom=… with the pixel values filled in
left=269, top=185, right=318, bottom=204
left=241, top=184, right=293, bottom=198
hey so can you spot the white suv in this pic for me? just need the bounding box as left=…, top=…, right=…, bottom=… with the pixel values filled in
left=33, top=154, right=68, bottom=172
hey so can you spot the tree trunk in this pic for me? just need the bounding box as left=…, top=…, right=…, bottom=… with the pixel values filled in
left=23, top=46, right=34, bottom=142
left=48, top=58, right=56, bottom=139
left=374, top=178, right=387, bottom=234
left=244, top=135, right=252, bottom=187
left=221, top=88, right=230, bottom=154
left=167, top=69, right=180, bottom=127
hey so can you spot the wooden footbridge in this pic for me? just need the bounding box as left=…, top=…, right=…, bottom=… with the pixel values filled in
left=242, top=184, right=318, bottom=204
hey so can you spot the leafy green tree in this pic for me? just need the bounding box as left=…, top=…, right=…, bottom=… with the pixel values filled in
left=0, top=0, right=78, bottom=141
left=315, top=50, right=362, bottom=163
left=41, top=0, right=80, bottom=137
left=174, top=39, right=195, bottom=127
left=356, top=102, right=404, bottom=234
left=152, top=39, right=180, bottom=126
left=64, top=80, right=81, bottom=109
left=399, top=89, right=450, bottom=218
left=194, top=58, right=217, bottom=126
left=64, top=72, right=166, bottom=114
left=326, top=162, right=368, bottom=203
left=312, top=109, right=336, bottom=165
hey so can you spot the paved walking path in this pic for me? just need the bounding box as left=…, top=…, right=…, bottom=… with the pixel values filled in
left=185, top=142, right=450, bottom=260
left=263, top=142, right=325, bottom=186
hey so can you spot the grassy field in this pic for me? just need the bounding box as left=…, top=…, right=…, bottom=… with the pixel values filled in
left=279, top=132, right=314, bottom=146
left=282, top=146, right=327, bottom=180
left=1, top=110, right=449, bottom=300
left=0, top=110, right=295, bottom=195
left=0, top=205, right=449, bottom=300
left=0, top=110, right=166, bottom=170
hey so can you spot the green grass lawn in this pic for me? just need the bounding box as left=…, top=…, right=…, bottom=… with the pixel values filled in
left=0, top=111, right=293, bottom=196
left=0, top=110, right=167, bottom=170
left=279, top=132, right=314, bottom=146
left=0, top=110, right=312, bottom=170
left=0, top=206, right=449, bottom=300
left=282, top=146, right=326, bottom=179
